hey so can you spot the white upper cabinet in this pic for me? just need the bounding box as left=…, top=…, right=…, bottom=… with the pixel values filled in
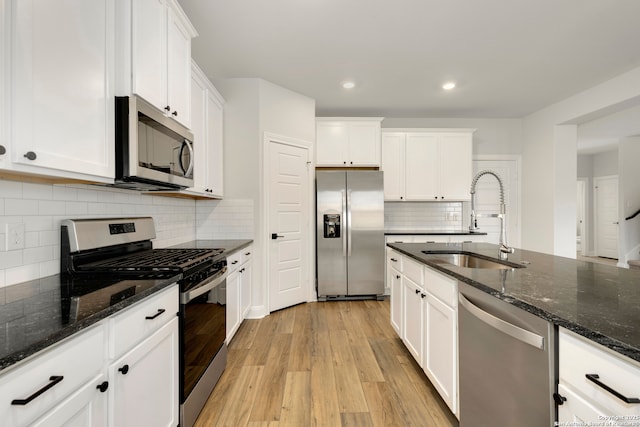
left=316, top=118, right=383, bottom=166
left=382, top=129, right=474, bottom=201
left=189, top=61, right=224, bottom=198
left=121, top=0, right=197, bottom=128
left=3, top=0, right=115, bottom=182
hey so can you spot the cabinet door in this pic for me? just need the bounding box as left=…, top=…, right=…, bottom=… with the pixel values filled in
left=30, top=373, right=108, bottom=427
left=439, top=133, right=472, bottom=200
left=405, top=134, right=439, bottom=200
left=316, top=122, right=348, bottom=166
left=348, top=122, right=380, bottom=166
left=402, top=277, right=424, bottom=365
left=10, top=0, right=115, bottom=180
left=424, top=295, right=457, bottom=414
left=226, top=270, right=241, bottom=342
left=109, top=317, right=179, bottom=427
left=132, top=0, right=167, bottom=111
left=190, top=65, right=208, bottom=194
left=206, top=88, right=224, bottom=197
left=166, top=6, right=191, bottom=127
left=390, top=267, right=402, bottom=336
left=240, top=260, right=252, bottom=319
left=381, top=133, right=405, bottom=200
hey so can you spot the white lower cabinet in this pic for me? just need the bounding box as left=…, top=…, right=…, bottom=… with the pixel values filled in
left=108, top=317, right=179, bottom=427
left=390, top=253, right=459, bottom=418
left=226, top=245, right=253, bottom=342
left=558, top=328, right=640, bottom=425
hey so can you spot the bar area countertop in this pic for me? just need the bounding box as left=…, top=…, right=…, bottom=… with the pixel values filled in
left=387, top=242, right=640, bottom=363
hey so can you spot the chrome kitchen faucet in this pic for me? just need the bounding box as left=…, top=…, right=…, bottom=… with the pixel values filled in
left=469, top=170, right=515, bottom=259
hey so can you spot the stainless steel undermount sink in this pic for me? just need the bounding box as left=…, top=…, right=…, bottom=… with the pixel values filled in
left=421, top=252, right=523, bottom=270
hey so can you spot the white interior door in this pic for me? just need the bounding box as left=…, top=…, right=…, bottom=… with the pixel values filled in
left=472, top=158, right=521, bottom=248
left=595, top=175, right=619, bottom=259
left=576, top=180, right=586, bottom=255
left=268, top=138, right=312, bottom=312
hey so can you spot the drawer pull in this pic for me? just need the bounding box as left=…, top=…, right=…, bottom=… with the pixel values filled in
left=231, top=260, right=239, bottom=265
left=415, top=289, right=420, bottom=294
left=245, top=252, right=251, bottom=256
left=390, top=258, right=398, bottom=262
left=585, top=374, right=640, bottom=404
left=11, top=375, right=64, bottom=405
left=145, top=308, right=166, bottom=320
left=118, top=364, right=130, bottom=375
left=96, top=381, right=109, bottom=393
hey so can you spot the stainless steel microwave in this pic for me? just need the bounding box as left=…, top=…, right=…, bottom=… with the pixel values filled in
left=115, top=96, right=194, bottom=190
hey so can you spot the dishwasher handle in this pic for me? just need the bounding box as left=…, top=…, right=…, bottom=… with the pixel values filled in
left=459, top=293, right=545, bottom=350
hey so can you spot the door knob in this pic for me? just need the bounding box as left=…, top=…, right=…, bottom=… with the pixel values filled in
left=271, top=233, right=284, bottom=240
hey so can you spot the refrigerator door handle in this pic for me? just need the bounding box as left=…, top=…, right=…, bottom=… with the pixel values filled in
left=347, top=189, right=352, bottom=257
left=342, top=190, right=347, bottom=257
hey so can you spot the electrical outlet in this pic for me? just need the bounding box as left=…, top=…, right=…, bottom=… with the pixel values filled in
left=6, top=223, right=25, bottom=251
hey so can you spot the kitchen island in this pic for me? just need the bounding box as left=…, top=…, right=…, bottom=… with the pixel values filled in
left=388, top=241, right=640, bottom=362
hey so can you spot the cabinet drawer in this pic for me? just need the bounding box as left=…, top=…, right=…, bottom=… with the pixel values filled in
left=227, top=251, right=242, bottom=274
left=110, top=285, right=179, bottom=358
left=387, top=249, right=402, bottom=272
left=560, top=328, right=640, bottom=416
left=0, top=323, right=106, bottom=427
left=240, top=246, right=253, bottom=264
left=403, top=256, right=423, bottom=286
left=423, top=266, right=457, bottom=307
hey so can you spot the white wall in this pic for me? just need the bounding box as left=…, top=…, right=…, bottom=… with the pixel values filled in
left=618, top=137, right=640, bottom=264
left=381, top=117, right=523, bottom=155
left=211, top=78, right=315, bottom=317
left=522, top=65, right=640, bottom=256
left=593, top=150, right=618, bottom=177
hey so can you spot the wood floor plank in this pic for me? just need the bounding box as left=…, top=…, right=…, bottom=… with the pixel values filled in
left=329, top=329, right=370, bottom=412
left=249, top=332, right=293, bottom=422
left=205, top=365, right=264, bottom=427
left=279, top=371, right=311, bottom=426
left=310, top=331, right=342, bottom=427
left=288, top=303, right=311, bottom=372
left=362, top=381, right=405, bottom=427
left=340, top=412, right=375, bottom=427
left=244, top=313, right=280, bottom=366
left=230, top=317, right=261, bottom=350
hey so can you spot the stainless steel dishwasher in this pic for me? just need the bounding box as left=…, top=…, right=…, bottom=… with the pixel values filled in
left=458, top=282, right=556, bottom=426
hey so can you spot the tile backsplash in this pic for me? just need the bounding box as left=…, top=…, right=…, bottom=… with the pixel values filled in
left=385, top=201, right=463, bottom=231
left=0, top=178, right=254, bottom=289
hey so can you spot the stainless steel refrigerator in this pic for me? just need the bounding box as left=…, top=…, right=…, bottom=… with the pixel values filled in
left=316, top=170, right=384, bottom=299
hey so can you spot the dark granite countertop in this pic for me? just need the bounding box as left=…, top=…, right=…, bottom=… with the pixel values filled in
left=385, top=230, right=487, bottom=236
left=0, top=274, right=179, bottom=373
left=167, top=239, right=253, bottom=254
left=387, top=242, right=640, bottom=363
left=0, top=239, right=252, bottom=374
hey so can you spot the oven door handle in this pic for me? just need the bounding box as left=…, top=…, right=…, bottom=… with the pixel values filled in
left=180, top=267, right=227, bottom=304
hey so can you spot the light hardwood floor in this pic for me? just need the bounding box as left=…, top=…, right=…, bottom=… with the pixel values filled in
left=195, top=300, right=459, bottom=427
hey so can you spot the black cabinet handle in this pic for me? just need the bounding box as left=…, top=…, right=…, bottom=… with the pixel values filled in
left=396, top=275, right=400, bottom=279
left=245, top=252, right=251, bottom=256
left=240, top=268, right=245, bottom=273
left=0, top=145, right=5, bottom=155
left=145, top=308, right=166, bottom=320
left=118, top=364, right=130, bottom=375
left=585, top=374, right=640, bottom=404
left=553, top=392, right=567, bottom=405
left=96, top=381, right=109, bottom=393
left=415, top=289, right=420, bottom=294
left=231, top=260, right=238, bottom=265
left=421, top=293, right=426, bottom=298
left=11, top=376, right=64, bottom=405
left=24, top=151, right=37, bottom=161
left=390, top=258, right=397, bottom=262
left=164, top=105, right=171, bottom=111
left=172, top=111, right=178, bottom=116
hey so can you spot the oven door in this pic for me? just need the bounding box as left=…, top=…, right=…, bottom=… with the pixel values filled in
left=180, top=267, right=227, bottom=406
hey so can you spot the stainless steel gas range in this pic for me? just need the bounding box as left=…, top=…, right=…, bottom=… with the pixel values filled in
left=60, top=217, right=227, bottom=427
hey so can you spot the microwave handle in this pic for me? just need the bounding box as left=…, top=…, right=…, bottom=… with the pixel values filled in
left=179, top=140, right=194, bottom=178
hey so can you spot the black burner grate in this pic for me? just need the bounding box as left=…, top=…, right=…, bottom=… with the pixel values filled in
left=77, top=248, right=223, bottom=273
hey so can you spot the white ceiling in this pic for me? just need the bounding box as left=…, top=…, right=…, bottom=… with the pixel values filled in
left=178, top=0, right=640, bottom=119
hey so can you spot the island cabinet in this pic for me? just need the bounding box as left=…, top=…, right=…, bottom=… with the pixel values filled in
left=387, top=250, right=459, bottom=418
left=0, top=285, right=179, bottom=427
left=189, top=61, right=225, bottom=198
left=315, top=118, right=383, bottom=167
left=117, top=0, right=197, bottom=128
left=381, top=129, right=474, bottom=201
left=557, top=328, right=640, bottom=425
left=226, top=245, right=253, bottom=342
left=2, top=0, right=116, bottom=183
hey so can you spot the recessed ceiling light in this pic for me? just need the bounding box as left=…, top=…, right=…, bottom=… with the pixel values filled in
left=342, top=81, right=355, bottom=89
left=442, top=82, right=456, bottom=90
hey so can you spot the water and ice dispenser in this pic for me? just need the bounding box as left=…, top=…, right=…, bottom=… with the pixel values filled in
left=323, top=214, right=341, bottom=238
